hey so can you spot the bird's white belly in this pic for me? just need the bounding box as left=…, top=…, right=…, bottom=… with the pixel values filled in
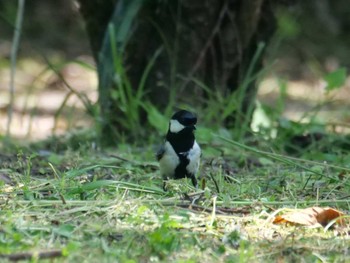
left=159, top=141, right=180, bottom=178
left=186, top=141, right=201, bottom=174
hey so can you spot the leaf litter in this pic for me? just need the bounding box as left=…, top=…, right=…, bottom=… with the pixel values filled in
left=273, top=207, right=346, bottom=227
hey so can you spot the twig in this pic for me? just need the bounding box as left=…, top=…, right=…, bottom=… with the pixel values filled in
left=1, top=249, right=63, bottom=261
left=208, top=172, right=220, bottom=193
left=59, top=193, right=67, bottom=205
left=41, top=55, right=94, bottom=115
left=173, top=202, right=251, bottom=215
left=174, top=203, right=226, bottom=215
left=109, top=154, right=158, bottom=169
left=183, top=191, right=204, bottom=205
left=7, top=0, right=25, bottom=136
left=109, top=154, right=137, bottom=163
left=180, top=2, right=228, bottom=91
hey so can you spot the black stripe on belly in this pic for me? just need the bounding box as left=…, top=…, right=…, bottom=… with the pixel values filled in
left=174, top=153, right=190, bottom=179
left=166, top=127, right=195, bottom=179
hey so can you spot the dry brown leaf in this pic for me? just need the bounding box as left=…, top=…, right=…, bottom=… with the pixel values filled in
left=316, top=207, right=345, bottom=226
left=273, top=207, right=345, bottom=227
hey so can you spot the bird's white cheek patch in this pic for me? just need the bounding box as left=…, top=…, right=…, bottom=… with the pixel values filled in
left=170, top=119, right=185, bottom=133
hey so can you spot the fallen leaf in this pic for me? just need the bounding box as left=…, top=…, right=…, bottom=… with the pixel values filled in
left=316, top=207, right=345, bottom=226
left=273, top=207, right=345, bottom=227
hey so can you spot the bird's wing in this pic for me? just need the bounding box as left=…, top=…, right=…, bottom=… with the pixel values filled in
left=156, top=145, right=166, bottom=161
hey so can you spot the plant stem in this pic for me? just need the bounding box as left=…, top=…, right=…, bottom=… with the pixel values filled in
left=7, top=0, right=25, bottom=137
left=217, top=135, right=350, bottom=187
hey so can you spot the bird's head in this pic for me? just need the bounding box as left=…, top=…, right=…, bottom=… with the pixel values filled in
left=169, top=110, right=197, bottom=133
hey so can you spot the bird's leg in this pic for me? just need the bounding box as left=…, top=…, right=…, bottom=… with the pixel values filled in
left=163, top=180, right=168, bottom=191
left=190, top=174, right=198, bottom=188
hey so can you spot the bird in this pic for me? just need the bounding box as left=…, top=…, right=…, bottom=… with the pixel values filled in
left=157, top=110, right=201, bottom=190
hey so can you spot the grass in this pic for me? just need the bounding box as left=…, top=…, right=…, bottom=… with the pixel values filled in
left=1, top=38, right=349, bottom=263
left=0, top=132, right=349, bottom=262
left=1, top=2, right=350, bottom=262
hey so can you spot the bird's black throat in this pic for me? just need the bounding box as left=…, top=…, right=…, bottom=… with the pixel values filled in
left=166, top=127, right=195, bottom=154
left=166, top=127, right=195, bottom=180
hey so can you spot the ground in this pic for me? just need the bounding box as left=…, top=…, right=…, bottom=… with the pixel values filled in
left=0, top=131, right=349, bottom=262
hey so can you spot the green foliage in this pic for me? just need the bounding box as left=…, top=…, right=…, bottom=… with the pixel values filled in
left=2, top=1, right=350, bottom=261
left=192, top=42, right=266, bottom=140
left=97, top=0, right=145, bottom=140
left=108, top=25, right=164, bottom=134
left=1, top=142, right=349, bottom=262
left=276, top=11, right=301, bottom=39
left=148, top=223, right=179, bottom=258
left=95, top=0, right=269, bottom=142
left=53, top=224, right=75, bottom=238
left=142, top=102, right=168, bottom=133
left=324, top=68, right=347, bottom=91
left=97, top=1, right=173, bottom=139
left=1, top=120, right=350, bottom=262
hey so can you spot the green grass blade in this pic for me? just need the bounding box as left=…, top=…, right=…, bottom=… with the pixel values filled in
left=69, top=180, right=164, bottom=195
left=136, top=47, right=163, bottom=100
left=65, top=165, right=121, bottom=179
left=98, top=0, right=144, bottom=132
left=217, top=135, right=349, bottom=187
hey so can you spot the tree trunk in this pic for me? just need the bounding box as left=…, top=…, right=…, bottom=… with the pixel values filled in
left=78, top=0, right=116, bottom=62
left=77, top=0, right=279, bottom=144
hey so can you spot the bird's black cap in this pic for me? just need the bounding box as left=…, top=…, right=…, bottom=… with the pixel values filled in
left=171, top=110, right=197, bottom=126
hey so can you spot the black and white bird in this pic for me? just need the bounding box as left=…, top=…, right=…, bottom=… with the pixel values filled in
left=157, top=110, right=201, bottom=189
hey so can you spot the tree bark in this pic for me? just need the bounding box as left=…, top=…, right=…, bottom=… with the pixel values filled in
left=77, top=0, right=116, bottom=61
left=77, top=0, right=279, bottom=143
